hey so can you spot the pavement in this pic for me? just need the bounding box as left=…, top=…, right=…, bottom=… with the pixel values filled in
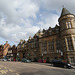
left=0, top=61, right=75, bottom=75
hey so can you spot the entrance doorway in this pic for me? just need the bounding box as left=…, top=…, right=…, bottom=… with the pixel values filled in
left=23, top=53, right=25, bottom=58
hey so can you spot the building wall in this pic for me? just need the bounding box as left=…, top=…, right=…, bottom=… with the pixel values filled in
left=39, top=34, right=61, bottom=62
left=0, top=41, right=10, bottom=59
left=3, top=41, right=10, bottom=57
left=58, top=12, right=75, bottom=65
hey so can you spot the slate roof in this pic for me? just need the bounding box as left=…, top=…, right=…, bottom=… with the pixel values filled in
left=60, top=8, right=72, bottom=17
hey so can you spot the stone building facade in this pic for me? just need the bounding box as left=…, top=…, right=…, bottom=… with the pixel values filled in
left=0, top=45, right=3, bottom=59
left=0, top=41, right=17, bottom=60
left=39, top=8, right=75, bottom=64
left=0, top=41, right=10, bottom=59
left=7, top=45, right=17, bottom=60
left=17, top=8, right=75, bottom=64
left=17, top=31, right=42, bottom=61
left=39, top=25, right=61, bottom=62
left=58, top=8, right=75, bottom=64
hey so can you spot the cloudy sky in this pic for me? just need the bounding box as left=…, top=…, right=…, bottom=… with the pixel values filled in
left=0, top=0, right=75, bottom=46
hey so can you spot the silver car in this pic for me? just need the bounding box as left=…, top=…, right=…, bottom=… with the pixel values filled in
left=0, top=59, right=7, bottom=61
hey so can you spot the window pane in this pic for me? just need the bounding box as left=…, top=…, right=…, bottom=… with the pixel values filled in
left=70, top=57, right=74, bottom=63
left=67, top=37, right=73, bottom=51
left=66, top=22, right=71, bottom=28
left=48, top=41, right=54, bottom=52
left=41, top=41, right=47, bottom=54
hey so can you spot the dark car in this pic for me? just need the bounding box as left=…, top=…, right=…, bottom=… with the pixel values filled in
left=51, top=59, right=73, bottom=69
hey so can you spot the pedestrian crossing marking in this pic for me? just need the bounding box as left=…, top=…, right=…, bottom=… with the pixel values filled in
left=0, top=70, right=7, bottom=74
left=4, top=67, right=7, bottom=69
left=0, top=65, right=19, bottom=75
left=9, top=69, right=13, bottom=72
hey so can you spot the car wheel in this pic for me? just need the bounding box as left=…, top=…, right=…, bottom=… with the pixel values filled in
left=64, top=65, right=66, bottom=68
left=51, top=64, right=54, bottom=66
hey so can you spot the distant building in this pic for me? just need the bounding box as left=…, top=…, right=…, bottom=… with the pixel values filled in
left=0, top=45, right=3, bottom=59
left=17, top=40, right=26, bottom=60
left=0, top=41, right=10, bottom=59
left=7, top=46, right=13, bottom=60
left=7, top=45, right=17, bottom=60
left=17, top=8, right=75, bottom=65
left=0, top=41, right=17, bottom=60
left=17, top=31, right=42, bottom=61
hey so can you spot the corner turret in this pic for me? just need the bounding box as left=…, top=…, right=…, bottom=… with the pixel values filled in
left=58, top=8, right=75, bottom=36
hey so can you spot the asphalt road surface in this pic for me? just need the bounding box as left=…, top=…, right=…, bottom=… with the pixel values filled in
left=0, top=61, right=75, bottom=75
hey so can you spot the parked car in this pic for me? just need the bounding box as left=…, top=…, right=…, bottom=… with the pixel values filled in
left=0, top=59, right=7, bottom=61
left=13, top=59, right=16, bottom=61
left=7, top=59, right=10, bottom=61
left=21, top=58, right=31, bottom=63
left=17, top=58, right=20, bottom=61
left=51, top=59, right=73, bottom=69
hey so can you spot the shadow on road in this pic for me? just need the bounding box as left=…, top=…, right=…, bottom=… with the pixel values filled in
left=20, top=72, right=33, bottom=75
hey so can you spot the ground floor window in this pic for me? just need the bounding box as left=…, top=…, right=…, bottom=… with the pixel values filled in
left=69, top=57, right=75, bottom=64
left=73, top=37, right=75, bottom=47
left=23, top=53, right=25, bottom=58
left=67, top=37, right=73, bottom=51
left=41, top=41, right=47, bottom=54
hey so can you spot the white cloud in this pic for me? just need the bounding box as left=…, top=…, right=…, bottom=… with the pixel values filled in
left=33, top=0, right=75, bottom=13
left=0, top=0, right=39, bottom=24
left=0, top=18, right=39, bottom=45
left=0, top=0, right=75, bottom=45
left=37, top=13, right=59, bottom=30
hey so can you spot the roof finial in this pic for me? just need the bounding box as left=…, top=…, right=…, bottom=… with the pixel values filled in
left=39, top=25, right=41, bottom=32
left=62, top=5, right=64, bottom=8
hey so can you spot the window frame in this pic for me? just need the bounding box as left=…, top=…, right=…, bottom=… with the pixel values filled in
left=66, top=21, right=72, bottom=28
left=67, top=37, right=73, bottom=51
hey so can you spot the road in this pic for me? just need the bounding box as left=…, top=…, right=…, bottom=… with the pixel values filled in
left=0, top=61, right=75, bottom=75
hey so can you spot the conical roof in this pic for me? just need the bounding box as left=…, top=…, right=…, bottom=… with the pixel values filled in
left=60, top=8, right=72, bottom=17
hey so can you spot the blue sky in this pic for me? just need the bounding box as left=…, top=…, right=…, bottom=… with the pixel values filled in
left=0, top=0, right=75, bottom=46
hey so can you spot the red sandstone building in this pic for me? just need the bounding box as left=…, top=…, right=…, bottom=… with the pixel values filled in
left=0, top=45, right=3, bottom=59
left=0, top=41, right=10, bottom=59
left=0, top=41, right=17, bottom=60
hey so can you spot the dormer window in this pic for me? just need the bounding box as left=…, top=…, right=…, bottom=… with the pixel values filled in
left=49, top=30, right=52, bottom=35
left=66, top=21, right=72, bottom=28
left=56, top=28, right=59, bottom=33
